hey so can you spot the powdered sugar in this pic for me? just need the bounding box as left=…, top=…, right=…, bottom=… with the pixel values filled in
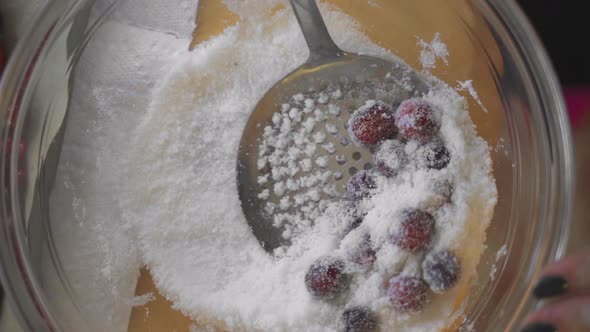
left=116, top=4, right=495, bottom=332
left=125, top=292, right=156, bottom=307
left=418, top=33, right=449, bottom=70
left=489, top=244, right=508, bottom=280
left=456, top=80, right=489, bottom=113
left=257, top=96, right=342, bottom=226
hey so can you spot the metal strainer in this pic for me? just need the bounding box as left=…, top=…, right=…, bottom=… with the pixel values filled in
left=237, top=0, right=429, bottom=252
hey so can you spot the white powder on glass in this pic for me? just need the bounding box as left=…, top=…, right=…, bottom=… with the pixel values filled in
left=418, top=33, right=449, bottom=70
left=126, top=293, right=156, bottom=307
left=456, top=79, right=489, bottom=113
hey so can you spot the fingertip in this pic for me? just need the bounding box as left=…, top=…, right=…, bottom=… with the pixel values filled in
left=533, top=275, right=568, bottom=299
left=524, top=296, right=590, bottom=332
left=535, top=249, right=590, bottom=299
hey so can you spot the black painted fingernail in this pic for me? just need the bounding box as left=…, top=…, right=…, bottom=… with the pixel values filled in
left=520, top=322, right=556, bottom=332
left=533, top=275, right=568, bottom=299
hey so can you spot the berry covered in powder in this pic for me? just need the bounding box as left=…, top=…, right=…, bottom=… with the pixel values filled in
left=346, top=170, right=377, bottom=199
left=374, top=139, right=408, bottom=177
left=347, top=233, right=376, bottom=267
left=386, top=276, right=430, bottom=313
left=422, top=250, right=461, bottom=293
left=430, top=180, right=453, bottom=208
left=348, top=101, right=396, bottom=145
left=390, top=209, right=434, bottom=252
left=343, top=204, right=366, bottom=234
left=418, top=140, right=451, bottom=170
left=341, top=306, right=378, bottom=332
left=347, top=215, right=364, bottom=233
left=394, top=98, right=439, bottom=142
left=305, top=257, right=350, bottom=300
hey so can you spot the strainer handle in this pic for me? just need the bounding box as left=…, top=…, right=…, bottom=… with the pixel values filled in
left=289, top=0, right=344, bottom=62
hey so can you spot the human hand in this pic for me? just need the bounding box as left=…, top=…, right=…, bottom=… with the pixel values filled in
left=521, top=249, right=590, bottom=332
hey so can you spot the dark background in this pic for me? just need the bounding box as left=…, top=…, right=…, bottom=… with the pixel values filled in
left=520, top=0, right=590, bottom=86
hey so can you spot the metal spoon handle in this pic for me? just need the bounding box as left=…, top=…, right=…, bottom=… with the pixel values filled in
left=289, top=0, right=342, bottom=61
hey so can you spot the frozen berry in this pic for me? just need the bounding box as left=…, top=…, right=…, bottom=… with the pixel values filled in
left=348, top=101, right=396, bottom=145
left=390, top=209, right=434, bottom=252
left=345, top=213, right=365, bottom=234
left=341, top=306, right=378, bottom=332
left=394, top=99, right=439, bottom=142
left=305, top=257, right=350, bottom=300
left=346, top=170, right=376, bottom=199
left=418, top=141, right=450, bottom=170
left=422, top=250, right=461, bottom=293
left=386, top=276, right=430, bottom=313
left=348, top=234, right=376, bottom=267
left=341, top=203, right=366, bottom=234
left=374, top=140, right=407, bottom=177
left=430, top=180, right=453, bottom=208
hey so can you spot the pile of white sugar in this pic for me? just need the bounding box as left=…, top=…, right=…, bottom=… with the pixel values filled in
left=106, top=2, right=498, bottom=332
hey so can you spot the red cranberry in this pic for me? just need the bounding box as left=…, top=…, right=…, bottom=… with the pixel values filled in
left=346, top=170, right=377, bottom=199
left=348, top=101, right=396, bottom=145
left=390, top=209, right=434, bottom=252
left=341, top=306, right=378, bottom=332
left=394, top=99, right=439, bottom=143
left=422, top=250, right=461, bottom=293
left=374, top=140, right=407, bottom=177
left=348, top=234, right=376, bottom=267
left=418, top=140, right=450, bottom=170
left=386, top=276, right=430, bottom=313
left=305, top=257, right=350, bottom=300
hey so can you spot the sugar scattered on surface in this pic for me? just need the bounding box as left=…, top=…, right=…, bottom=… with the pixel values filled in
left=456, top=80, right=489, bottom=113
left=489, top=244, right=509, bottom=280
left=257, top=88, right=364, bottom=233
left=126, top=293, right=156, bottom=307
left=496, top=244, right=508, bottom=261
left=418, top=33, right=449, bottom=70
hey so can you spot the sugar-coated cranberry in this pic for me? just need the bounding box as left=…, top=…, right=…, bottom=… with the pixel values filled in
left=341, top=306, right=378, bottom=332
left=430, top=180, right=453, bottom=208
left=346, top=170, right=377, bottom=199
left=422, top=250, right=461, bottom=293
left=418, top=140, right=450, bottom=170
left=305, top=257, right=350, bottom=300
left=341, top=203, right=366, bottom=235
left=348, top=101, right=396, bottom=146
left=390, top=209, right=434, bottom=252
left=386, top=276, right=430, bottom=313
left=348, top=234, right=376, bottom=267
left=374, top=140, right=407, bottom=177
left=394, top=99, right=439, bottom=143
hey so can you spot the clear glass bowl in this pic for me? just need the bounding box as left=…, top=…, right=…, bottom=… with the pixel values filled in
left=0, top=0, right=573, bottom=331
